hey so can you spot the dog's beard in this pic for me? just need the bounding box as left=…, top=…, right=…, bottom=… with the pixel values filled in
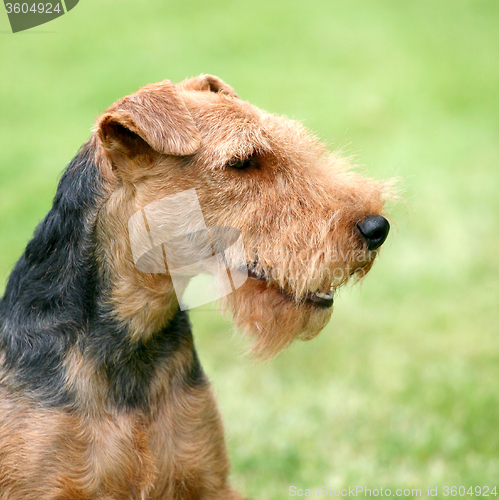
left=221, top=278, right=333, bottom=360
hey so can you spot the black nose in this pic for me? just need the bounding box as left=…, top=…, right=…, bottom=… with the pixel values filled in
left=357, top=215, right=390, bottom=251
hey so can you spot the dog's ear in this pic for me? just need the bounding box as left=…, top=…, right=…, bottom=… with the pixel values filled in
left=96, top=80, right=201, bottom=157
left=177, top=74, right=239, bottom=98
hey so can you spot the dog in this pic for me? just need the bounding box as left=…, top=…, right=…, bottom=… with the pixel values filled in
left=0, top=74, right=390, bottom=499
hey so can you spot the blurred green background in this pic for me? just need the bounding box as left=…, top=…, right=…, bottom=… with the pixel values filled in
left=1, top=1, right=498, bottom=498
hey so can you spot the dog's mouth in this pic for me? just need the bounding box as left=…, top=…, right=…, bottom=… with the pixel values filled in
left=247, top=268, right=335, bottom=308
left=305, top=287, right=335, bottom=308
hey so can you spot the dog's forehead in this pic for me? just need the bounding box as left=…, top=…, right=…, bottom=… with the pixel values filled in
left=179, top=89, right=323, bottom=164
left=180, top=90, right=263, bottom=129
left=179, top=90, right=272, bottom=157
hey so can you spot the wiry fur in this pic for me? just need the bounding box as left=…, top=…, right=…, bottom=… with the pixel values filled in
left=0, top=74, right=389, bottom=499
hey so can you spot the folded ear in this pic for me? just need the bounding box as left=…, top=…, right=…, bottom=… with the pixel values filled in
left=177, top=74, right=239, bottom=98
left=95, top=80, right=201, bottom=157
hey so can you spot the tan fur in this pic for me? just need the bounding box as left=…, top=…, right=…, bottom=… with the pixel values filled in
left=0, top=75, right=390, bottom=499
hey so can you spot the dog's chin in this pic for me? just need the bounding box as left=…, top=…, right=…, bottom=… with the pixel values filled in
left=222, top=277, right=333, bottom=359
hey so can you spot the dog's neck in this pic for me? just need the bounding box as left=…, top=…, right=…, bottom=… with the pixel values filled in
left=93, top=143, right=181, bottom=343
left=0, top=139, right=189, bottom=410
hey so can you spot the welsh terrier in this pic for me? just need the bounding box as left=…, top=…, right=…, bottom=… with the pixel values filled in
left=0, top=75, right=390, bottom=499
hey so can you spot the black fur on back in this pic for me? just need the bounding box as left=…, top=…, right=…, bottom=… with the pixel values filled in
left=0, top=141, right=203, bottom=410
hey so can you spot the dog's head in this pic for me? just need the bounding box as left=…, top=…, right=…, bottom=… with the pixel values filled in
left=94, top=75, right=391, bottom=357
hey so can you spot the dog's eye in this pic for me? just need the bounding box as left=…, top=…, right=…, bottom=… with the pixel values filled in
left=227, top=156, right=255, bottom=170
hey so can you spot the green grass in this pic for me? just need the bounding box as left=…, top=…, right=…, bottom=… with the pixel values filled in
left=1, top=1, right=499, bottom=498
